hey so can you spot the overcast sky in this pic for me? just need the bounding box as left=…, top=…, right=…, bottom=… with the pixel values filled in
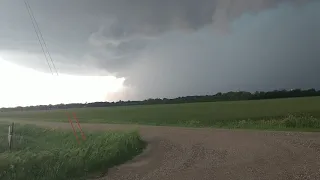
left=0, top=0, right=319, bottom=106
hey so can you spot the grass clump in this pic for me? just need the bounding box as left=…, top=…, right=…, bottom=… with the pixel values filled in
left=280, top=114, right=320, bottom=128
left=216, top=114, right=320, bottom=131
left=0, top=124, right=145, bottom=180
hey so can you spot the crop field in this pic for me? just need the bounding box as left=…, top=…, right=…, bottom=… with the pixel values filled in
left=1, top=97, right=320, bottom=130
left=0, top=123, right=145, bottom=180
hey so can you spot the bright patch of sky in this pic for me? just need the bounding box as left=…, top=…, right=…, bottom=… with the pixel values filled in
left=0, top=56, right=125, bottom=107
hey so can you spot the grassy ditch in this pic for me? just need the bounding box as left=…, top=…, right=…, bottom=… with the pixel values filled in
left=0, top=124, right=145, bottom=180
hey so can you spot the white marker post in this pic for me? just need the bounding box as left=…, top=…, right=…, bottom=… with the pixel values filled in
left=8, top=123, right=14, bottom=151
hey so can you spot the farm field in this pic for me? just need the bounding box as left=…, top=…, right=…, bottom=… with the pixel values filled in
left=1, top=97, right=320, bottom=131
left=0, top=123, right=145, bottom=180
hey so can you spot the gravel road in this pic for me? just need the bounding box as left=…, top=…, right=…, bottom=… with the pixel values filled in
left=9, top=121, right=320, bottom=180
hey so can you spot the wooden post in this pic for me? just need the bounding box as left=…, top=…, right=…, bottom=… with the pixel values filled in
left=8, top=123, right=14, bottom=151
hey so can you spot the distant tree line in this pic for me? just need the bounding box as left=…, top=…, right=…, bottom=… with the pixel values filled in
left=1, top=88, right=320, bottom=112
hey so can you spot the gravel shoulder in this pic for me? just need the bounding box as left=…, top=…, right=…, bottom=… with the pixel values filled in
left=5, top=120, right=320, bottom=180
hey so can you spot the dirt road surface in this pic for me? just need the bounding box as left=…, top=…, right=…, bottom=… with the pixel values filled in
left=9, top=121, right=320, bottom=180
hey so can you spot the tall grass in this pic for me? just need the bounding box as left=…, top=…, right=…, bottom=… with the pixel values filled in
left=0, top=124, right=146, bottom=180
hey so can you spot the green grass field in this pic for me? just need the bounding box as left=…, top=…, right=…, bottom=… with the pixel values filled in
left=0, top=123, right=145, bottom=180
left=1, top=97, right=320, bottom=130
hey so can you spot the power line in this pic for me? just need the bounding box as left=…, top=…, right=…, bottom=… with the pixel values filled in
left=25, top=0, right=58, bottom=76
left=24, top=0, right=53, bottom=75
left=24, top=0, right=59, bottom=75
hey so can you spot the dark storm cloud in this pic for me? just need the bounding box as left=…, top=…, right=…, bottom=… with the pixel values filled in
left=86, top=0, right=309, bottom=39
left=0, top=0, right=318, bottom=100
left=121, top=1, right=320, bottom=100
left=84, top=0, right=312, bottom=76
left=0, top=0, right=307, bottom=69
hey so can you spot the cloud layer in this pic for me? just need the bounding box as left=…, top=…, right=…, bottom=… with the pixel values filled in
left=0, top=0, right=319, bottom=101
